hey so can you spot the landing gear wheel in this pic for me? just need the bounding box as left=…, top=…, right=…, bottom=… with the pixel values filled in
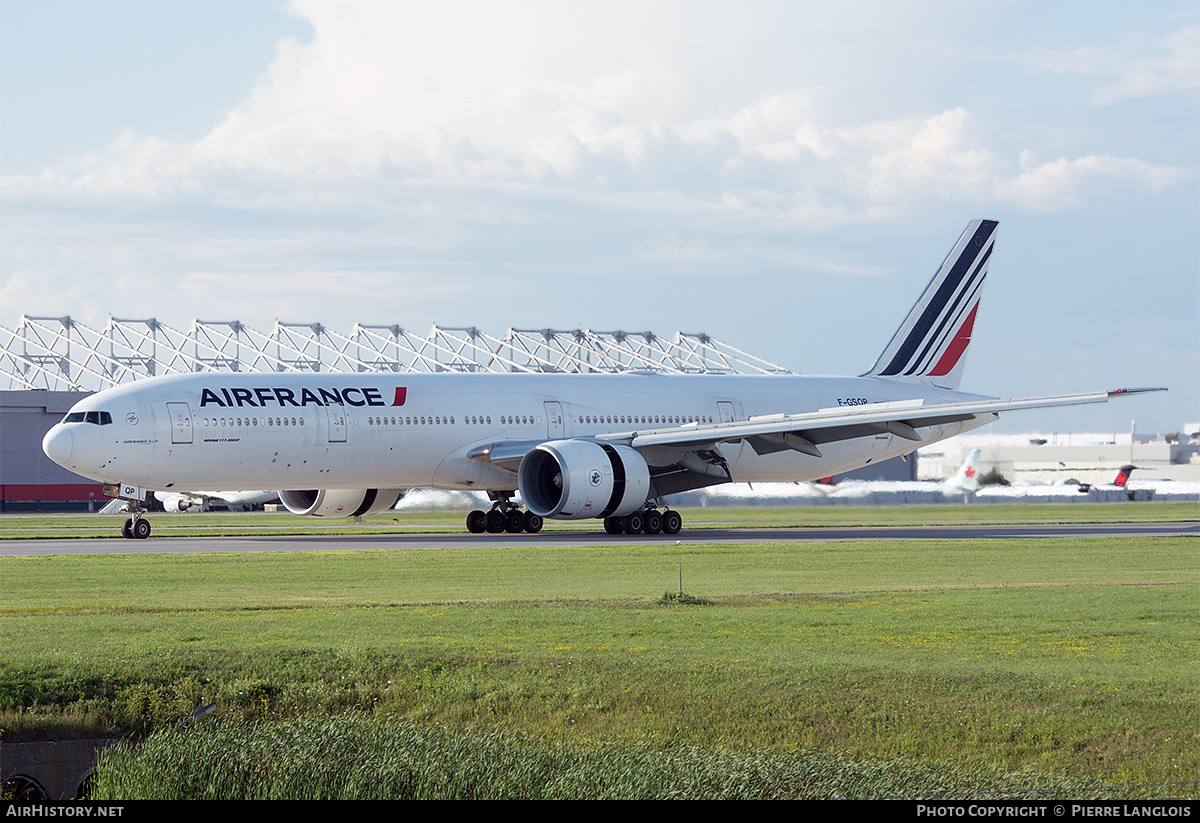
left=522, top=511, right=544, bottom=533
left=122, top=518, right=134, bottom=539
left=661, top=509, right=682, bottom=535
left=466, top=510, right=486, bottom=534
left=604, top=517, right=624, bottom=535
left=505, top=510, right=525, bottom=533
left=132, top=518, right=152, bottom=540
left=485, top=509, right=506, bottom=533
left=643, top=510, right=663, bottom=535
left=622, top=511, right=644, bottom=534
left=487, top=508, right=506, bottom=535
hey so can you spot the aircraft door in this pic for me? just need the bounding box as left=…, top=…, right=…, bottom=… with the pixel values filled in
left=544, top=401, right=564, bottom=438
left=717, top=401, right=736, bottom=423
left=326, top=404, right=347, bottom=443
left=166, top=402, right=193, bottom=444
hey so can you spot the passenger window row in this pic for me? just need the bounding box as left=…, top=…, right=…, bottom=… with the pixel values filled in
left=578, top=414, right=711, bottom=425
left=367, top=416, right=459, bottom=426
left=64, top=410, right=712, bottom=430
left=202, top=417, right=304, bottom=427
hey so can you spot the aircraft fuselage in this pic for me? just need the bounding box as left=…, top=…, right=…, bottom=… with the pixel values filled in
left=43, top=370, right=988, bottom=494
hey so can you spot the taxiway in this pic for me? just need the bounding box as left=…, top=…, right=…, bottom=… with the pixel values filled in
left=2, top=520, right=1194, bottom=557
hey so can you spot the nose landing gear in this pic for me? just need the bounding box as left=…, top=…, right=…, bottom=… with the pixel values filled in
left=104, top=482, right=153, bottom=539
left=121, top=514, right=152, bottom=540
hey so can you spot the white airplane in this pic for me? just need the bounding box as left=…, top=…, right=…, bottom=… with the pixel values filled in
left=154, top=489, right=279, bottom=512
left=811, top=447, right=981, bottom=493
left=945, top=448, right=983, bottom=495
left=42, top=220, right=1161, bottom=539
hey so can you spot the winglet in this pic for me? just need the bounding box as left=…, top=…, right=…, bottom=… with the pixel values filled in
left=865, top=220, right=998, bottom=391
left=1107, top=388, right=1168, bottom=397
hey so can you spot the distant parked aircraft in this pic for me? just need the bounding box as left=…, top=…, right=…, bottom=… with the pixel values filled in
left=944, top=448, right=983, bottom=495
left=1076, top=465, right=1137, bottom=494
left=154, top=490, right=279, bottom=512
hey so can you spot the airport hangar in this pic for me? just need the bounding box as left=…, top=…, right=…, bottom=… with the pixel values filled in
left=0, top=315, right=919, bottom=512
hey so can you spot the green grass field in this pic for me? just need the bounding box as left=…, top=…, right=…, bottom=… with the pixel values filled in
left=1, top=503, right=1197, bottom=797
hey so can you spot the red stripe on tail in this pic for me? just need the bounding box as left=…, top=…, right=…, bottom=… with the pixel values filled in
left=929, top=302, right=979, bottom=377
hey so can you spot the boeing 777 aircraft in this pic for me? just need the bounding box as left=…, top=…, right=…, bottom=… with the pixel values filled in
left=42, top=220, right=1160, bottom=539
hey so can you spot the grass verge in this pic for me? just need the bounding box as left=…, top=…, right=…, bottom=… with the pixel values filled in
left=2, top=533, right=1196, bottom=796
left=90, top=715, right=1173, bottom=800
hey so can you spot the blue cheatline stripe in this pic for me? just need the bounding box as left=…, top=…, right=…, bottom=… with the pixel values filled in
left=879, top=220, right=997, bottom=376
left=903, top=242, right=992, bottom=376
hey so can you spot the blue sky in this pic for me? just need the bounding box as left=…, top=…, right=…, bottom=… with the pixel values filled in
left=1, top=1, right=1196, bottom=433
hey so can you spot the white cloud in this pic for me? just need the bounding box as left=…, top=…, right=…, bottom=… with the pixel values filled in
left=1022, top=23, right=1200, bottom=104
left=0, top=1, right=1193, bottom=434
left=0, top=270, right=103, bottom=328
left=999, top=150, right=1194, bottom=211
left=1, top=1, right=1190, bottom=232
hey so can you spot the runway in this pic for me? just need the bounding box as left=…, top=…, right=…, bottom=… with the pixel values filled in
left=2, top=520, right=1195, bottom=556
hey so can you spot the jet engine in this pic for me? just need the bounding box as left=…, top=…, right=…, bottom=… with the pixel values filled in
left=517, top=440, right=650, bottom=520
left=279, top=488, right=404, bottom=518
left=155, top=493, right=193, bottom=512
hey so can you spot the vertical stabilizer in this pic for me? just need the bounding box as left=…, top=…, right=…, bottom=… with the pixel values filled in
left=943, top=448, right=982, bottom=494
left=865, top=220, right=998, bottom=390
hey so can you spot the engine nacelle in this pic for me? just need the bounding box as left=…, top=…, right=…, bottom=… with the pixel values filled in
left=518, top=440, right=650, bottom=520
left=279, top=488, right=404, bottom=518
left=155, top=491, right=202, bottom=512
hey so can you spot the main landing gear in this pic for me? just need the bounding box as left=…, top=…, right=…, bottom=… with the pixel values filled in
left=604, top=508, right=682, bottom=536
left=466, top=493, right=543, bottom=534
left=464, top=494, right=682, bottom=537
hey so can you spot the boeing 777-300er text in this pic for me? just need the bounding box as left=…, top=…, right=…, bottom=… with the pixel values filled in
left=42, top=220, right=1162, bottom=539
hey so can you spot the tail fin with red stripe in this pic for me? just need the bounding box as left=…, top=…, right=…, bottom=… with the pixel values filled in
left=864, top=220, right=998, bottom=391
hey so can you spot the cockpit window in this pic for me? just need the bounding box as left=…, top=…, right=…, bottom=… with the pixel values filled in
left=63, top=411, right=112, bottom=425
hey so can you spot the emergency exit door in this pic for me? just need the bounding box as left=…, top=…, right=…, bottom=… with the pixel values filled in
left=166, top=402, right=193, bottom=444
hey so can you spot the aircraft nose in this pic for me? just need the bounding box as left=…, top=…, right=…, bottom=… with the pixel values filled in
left=42, top=424, right=73, bottom=465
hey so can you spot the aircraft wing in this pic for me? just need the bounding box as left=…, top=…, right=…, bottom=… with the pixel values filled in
left=599, top=389, right=1164, bottom=457
left=468, top=388, right=1161, bottom=470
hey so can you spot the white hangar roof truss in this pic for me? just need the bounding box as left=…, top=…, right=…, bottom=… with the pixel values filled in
left=1, top=316, right=792, bottom=392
